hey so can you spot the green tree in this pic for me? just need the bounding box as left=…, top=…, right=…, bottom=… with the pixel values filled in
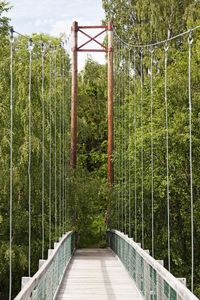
left=0, top=1, right=11, bottom=36
left=102, top=0, right=200, bottom=44
left=66, top=58, right=109, bottom=248
left=0, top=32, right=71, bottom=298
left=109, top=6, right=200, bottom=297
left=77, top=58, right=108, bottom=179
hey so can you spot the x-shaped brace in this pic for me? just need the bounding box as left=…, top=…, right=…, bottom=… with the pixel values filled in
left=77, top=26, right=108, bottom=52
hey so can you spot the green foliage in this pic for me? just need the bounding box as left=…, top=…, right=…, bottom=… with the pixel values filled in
left=77, top=58, right=108, bottom=179
left=1, top=1, right=200, bottom=299
left=66, top=59, right=109, bottom=248
left=101, top=1, right=200, bottom=296
left=68, top=168, right=108, bottom=248
left=102, top=0, right=200, bottom=44
left=0, top=32, right=71, bottom=298
left=110, top=23, right=200, bottom=300
left=0, top=31, right=108, bottom=297
left=0, top=1, right=11, bottom=36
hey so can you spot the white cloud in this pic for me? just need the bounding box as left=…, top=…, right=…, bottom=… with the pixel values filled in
left=8, top=0, right=106, bottom=70
left=50, top=19, right=73, bottom=37
left=35, top=19, right=54, bottom=27
left=8, top=0, right=105, bottom=31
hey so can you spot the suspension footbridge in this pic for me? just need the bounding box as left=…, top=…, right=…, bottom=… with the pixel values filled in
left=1, top=18, right=200, bottom=300
left=14, top=231, right=197, bottom=300
left=56, top=247, right=143, bottom=300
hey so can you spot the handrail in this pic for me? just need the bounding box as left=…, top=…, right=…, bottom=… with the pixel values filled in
left=107, top=230, right=198, bottom=300
left=14, top=231, right=76, bottom=300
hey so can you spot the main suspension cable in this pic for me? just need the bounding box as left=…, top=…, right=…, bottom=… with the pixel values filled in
left=12, top=28, right=63, bottom=48
left=113, top=25, right=200, bottom=48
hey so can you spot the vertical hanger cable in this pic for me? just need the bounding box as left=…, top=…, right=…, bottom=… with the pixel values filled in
left=150, top=47, right=154, bottom=257
left=54, top=45, right=57, bottom=241
left=128, top=48, right=131, bottom=237
left=188, top=31, right=194, bottom=292
left=164, top=41, right=170, bottom=272
left=124, top=45, right=127, bottom=234
left=140, top=48, right=144, bottom=249
left=62, top=46, right=65, bottom=234
left=28, top=38, right=34, bottom=276
left=59, top=45, right=62, bottom=238
left=41, top=43, right=45, bottom=259
left=134, top=49, right=137, bottom=242
left=49, top=46, right=52, bottom=249
left=9, top=28, right=14, bottom=300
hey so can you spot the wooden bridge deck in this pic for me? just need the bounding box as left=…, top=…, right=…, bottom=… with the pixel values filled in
left=56, top=248, right=144, bottom=300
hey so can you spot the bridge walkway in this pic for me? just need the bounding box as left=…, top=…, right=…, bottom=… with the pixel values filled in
left=55, top=248, right=144, bottom=300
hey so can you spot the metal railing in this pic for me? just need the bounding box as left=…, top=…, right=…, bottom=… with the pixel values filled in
left=107, top=230, right=198, bottom=300
left=14, top=231, right=76, bottom=300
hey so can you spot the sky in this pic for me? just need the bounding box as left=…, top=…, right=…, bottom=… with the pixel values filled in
left=6, top=0, right=106, bottom=70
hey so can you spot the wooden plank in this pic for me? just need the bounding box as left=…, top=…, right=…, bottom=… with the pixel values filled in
left=56, top=248, right=144, bottom=300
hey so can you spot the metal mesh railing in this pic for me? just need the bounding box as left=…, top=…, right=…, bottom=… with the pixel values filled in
left=15, top=231, right=76, bottom=300
left=107, top=230, right=198, bottom=300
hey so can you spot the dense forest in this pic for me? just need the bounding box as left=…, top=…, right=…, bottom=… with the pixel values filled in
left=0, top=2, right=109, bottom=298
left=0, top=0, right=200, bottom=299
left=103, top=0, right=200, bottom=297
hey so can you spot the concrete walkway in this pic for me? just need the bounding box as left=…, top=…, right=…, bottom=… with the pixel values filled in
left=56, top=248, right=144, bottom=300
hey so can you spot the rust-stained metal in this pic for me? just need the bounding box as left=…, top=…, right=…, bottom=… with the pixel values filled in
left=78, top=49, right=108, bottom=52
left=78, top=29, right=107, bottom=50
left=70, top=21, right=114, bottom=187
left=107, top=21, right=114, bottom=187
left=79, top=25, right=107, bottom=29
left=70, top=21, right=78, bottom=169
left=77, top=25, right=108, bottom=52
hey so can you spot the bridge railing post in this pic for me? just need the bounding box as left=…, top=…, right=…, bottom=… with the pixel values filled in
left=107, top=230, right=199, bottom=300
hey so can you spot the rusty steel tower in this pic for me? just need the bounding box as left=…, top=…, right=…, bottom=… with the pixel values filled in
left=70, top=21, right=114, bottom=187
